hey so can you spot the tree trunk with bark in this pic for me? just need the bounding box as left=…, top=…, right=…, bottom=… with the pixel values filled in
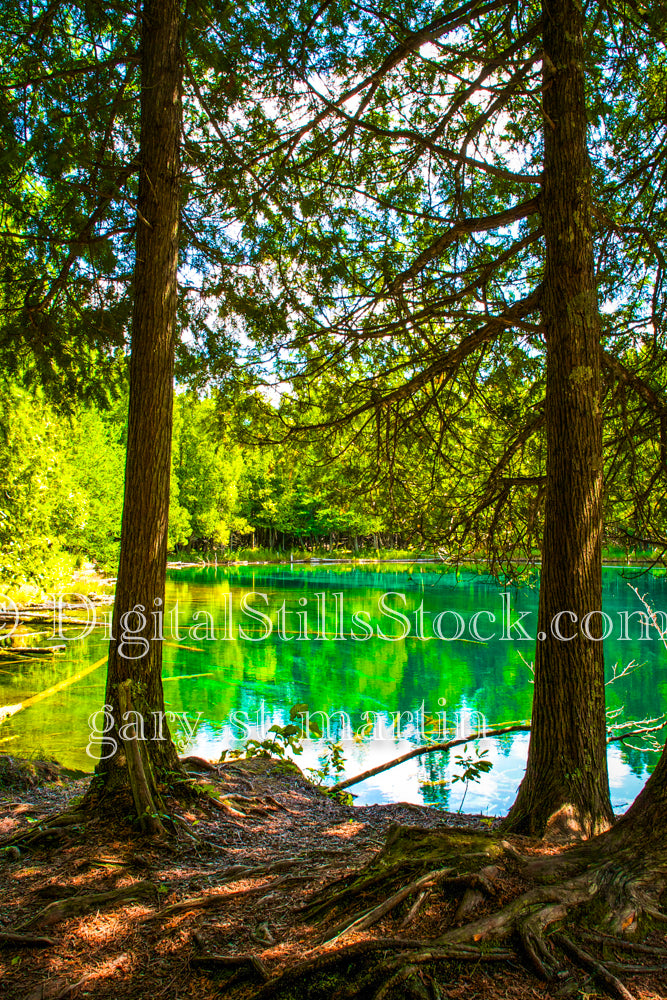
left=609, top=738, right=667, bottom=847
left=502, top=0, right=613, bottom=838
left=87, top=0, right=184, bottom=807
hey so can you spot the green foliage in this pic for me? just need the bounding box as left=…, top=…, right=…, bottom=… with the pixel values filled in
left=220, top=703, right=312, bottom=762
left=220, top=704, right=351, bottom=799
left=307, top=739, right=347, bottom=785
left=238, top=721, right=305, bottom=761
left=0, top=378, right=126, bottom=588
left=2, top=1, right=667, bottom=586
left=172, top=393, right=251, bottom=548
left=452, top=745, right=493, bottom=815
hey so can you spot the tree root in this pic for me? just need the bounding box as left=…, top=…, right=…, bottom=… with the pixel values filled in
left=0, top=930, right=55, bottom=947
left=553, top=932, right=635, bottom=1000
left=190, top=952, right=270, bottom=981
left=246, top=937, right=519, bottom=1000
left=580, top=930, right=667, bottom=957
left=16, top=880, right=157, bottom=929
left=301, top=825, right=513, bottom=927
left=246, top=939, right=450, bottom=1000
left=605, top=961, right=665, bottom=974
left=258, top=825, right=667, bottom=1000
left=330, top=945, right=516, bottom=1000
left=142, top=874, right=311, bottom=923
left=400, top=890, right=430, bottom=928
left=453, top=864, right=500, bottom=922
left=118, top=680, right=166, bottom=836
left=371, top=963, right=421, bottom=1000
left=0, top=810, right=86, bottom=849
left=199, top=782, right=282, bottom=820
left=180, top=755, right=220, bottom=774
left=323, top=868, right=454, bottom=943
left=216, top=857, right=304, bottom=882
left=300, top=859, right=417, bottom=922
left=26, top=971, right=95, bottom=1000
left=25, top=953, right=128, bottom=1000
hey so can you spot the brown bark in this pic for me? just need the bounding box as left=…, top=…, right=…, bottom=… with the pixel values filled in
left=609, top=736, right=667, bottom=847
left=502, top=0, right=613, bottom=837
left=91, top=0, right=184, bottom=799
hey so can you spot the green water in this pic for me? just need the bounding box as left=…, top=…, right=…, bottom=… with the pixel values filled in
left=1, top=564, right=666, bottom=815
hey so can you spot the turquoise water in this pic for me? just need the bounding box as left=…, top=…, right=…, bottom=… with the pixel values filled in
left=1, top=564, right=665, bottom=815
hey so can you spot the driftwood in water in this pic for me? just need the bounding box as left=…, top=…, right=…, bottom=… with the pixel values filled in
left=0, top=654, right=108, bottom=724
left=0, top=596, right=112, bottom=631
left=329, top=724, right=532, bottom=792
left=0, top=645, right=65, bottom=658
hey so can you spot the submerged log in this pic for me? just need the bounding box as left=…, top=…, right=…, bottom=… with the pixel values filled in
left=0, top=645, right=65, bottom=657
left=0, top=654, right=108, bottom=723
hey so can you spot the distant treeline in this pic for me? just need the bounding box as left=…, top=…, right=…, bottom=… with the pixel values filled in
left=0, top=381, right=403, bottom=588
left=2, top=377, right=658, bottom=591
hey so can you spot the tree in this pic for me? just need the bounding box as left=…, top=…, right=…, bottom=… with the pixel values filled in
left=0, top=0, right=329, bottom=820
left=228, top=0, right=667, bottom=837
left=88, top=0, right=184, bottom=811
left=0, top=2, right=131, bottom=406
left=502, top=0, right=611, bottom=837
left=0, top=0, right=187, bottom=819
left=172, top=393, right=246, bottom=549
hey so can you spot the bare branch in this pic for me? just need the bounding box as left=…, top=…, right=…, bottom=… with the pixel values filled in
left=389, top=199, right=540, bottom=292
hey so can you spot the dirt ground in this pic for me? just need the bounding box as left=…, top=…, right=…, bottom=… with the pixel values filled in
left=1, top=755, right=666, bottom=1000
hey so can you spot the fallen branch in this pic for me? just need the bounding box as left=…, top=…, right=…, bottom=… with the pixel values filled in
left=329, top=724, right=531, bottom=792
left=606, top=719, right=667, bottom=744
left=330, top=717, right=663, bottom=792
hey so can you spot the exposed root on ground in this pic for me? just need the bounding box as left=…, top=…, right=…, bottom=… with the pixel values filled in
left=17, top=881, right=158, bottom=930
left=248, top=823, right=667, bottom=1000
left=0, top=753, right=289, bottom=853
left=0, top=809, right=87, bottom=850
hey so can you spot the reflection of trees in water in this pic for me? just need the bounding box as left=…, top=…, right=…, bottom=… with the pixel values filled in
left=418, top=753, right=451, bottom=809
left=620, top=744, right=659, bottom=781
left=7, top=567, right=666, bottom=785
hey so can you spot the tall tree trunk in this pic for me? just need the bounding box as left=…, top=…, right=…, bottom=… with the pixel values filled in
left=609, top=736, right=667, bottom=847
left=502, top=0, right=613, bottom=837
left=90, top=0, right=183, bottom=800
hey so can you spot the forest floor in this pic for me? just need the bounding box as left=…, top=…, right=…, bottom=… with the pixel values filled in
left=0, top=754, right=666, bottom=1000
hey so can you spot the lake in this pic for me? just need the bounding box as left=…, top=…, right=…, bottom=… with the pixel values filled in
left=1, top=563, right=666, bottom=816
